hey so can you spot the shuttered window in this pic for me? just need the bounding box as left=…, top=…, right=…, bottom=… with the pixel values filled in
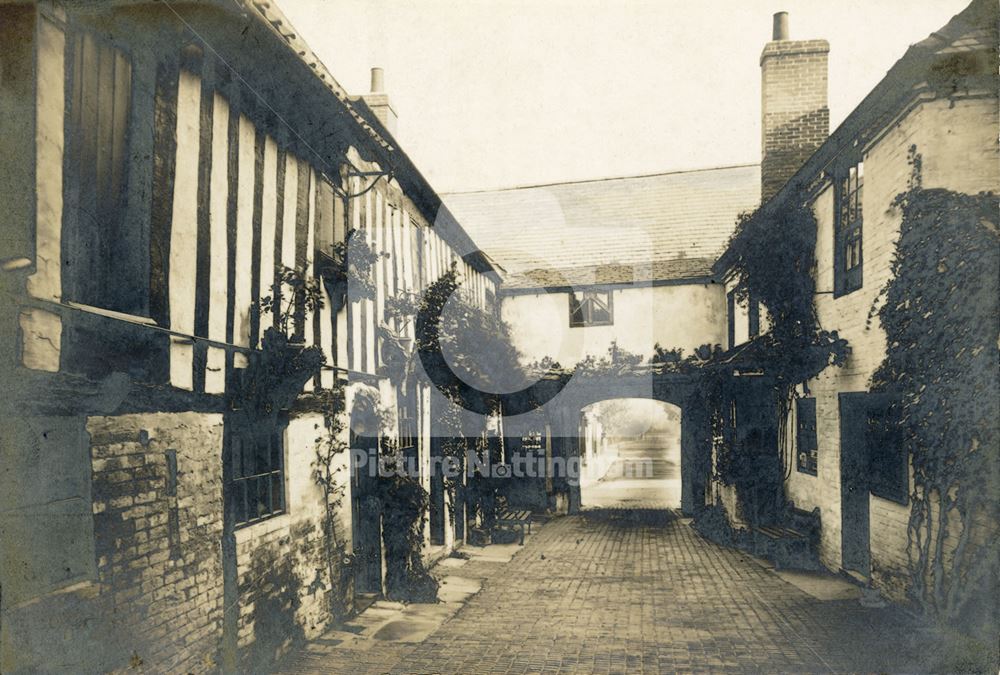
left=726, top=290, right=736, bottom=348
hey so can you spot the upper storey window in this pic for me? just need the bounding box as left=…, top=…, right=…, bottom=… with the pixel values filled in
left=834, top=161, right=864, bottom=297
left=569, top=290, right=613, bottom=327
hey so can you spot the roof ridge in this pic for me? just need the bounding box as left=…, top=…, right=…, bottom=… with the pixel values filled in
left=513, top=256, right=717, bottom=272
left=442, top=163, right=760, bottom=195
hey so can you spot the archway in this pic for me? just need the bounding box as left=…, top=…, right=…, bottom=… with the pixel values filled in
left=579, top=399, right=682, bottom=509
left=500, top=370, right=710, bottom=517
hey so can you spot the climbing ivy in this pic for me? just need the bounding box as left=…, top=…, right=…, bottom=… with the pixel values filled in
left=233, top=265, right=326, bottom=418
left=573, top=341, right=644, bottom=376
left=375, top=454, right=440, bottom=603
left=717, top=201, right=850, bottom=486
left=309, top=387, right=355, bottom=620
left=259, top=265, right=324, bottom=338
left=870, top=184, right=999, bottom=633
left=410, top=264, right=526, bottom=402
left=724, top=203, right=850, bottom=379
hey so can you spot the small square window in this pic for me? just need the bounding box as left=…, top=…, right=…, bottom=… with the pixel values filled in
left=569, top=290, right=613, bottom=327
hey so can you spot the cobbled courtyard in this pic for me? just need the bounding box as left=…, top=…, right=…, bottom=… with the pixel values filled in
left=277, top=506, right=944, bottom=674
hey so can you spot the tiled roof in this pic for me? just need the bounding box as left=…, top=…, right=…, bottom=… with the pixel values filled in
left=443, top=165, right=760, bottom=287
left=242, top=0, right=395, bottom=152
left=503, top=258, right=717, bottom=291
left=228, top=1, right=499, bottom=274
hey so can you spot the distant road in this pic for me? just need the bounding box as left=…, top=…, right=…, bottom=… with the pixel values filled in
left=583, top=436, right=681, bottom=509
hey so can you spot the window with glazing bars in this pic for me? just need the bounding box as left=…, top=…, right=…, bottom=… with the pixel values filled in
left=834, top=162, right=864, bottom=296
left=796, top=397, right=818, bottom=475
left=569, top=290, right=613, bottom=327
left=229, top=422, right=286, bottom=525
left=398, top=402, right=417, bottom=465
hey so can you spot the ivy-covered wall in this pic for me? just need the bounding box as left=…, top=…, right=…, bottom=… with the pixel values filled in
left=784, top=95, right=999, bottom=577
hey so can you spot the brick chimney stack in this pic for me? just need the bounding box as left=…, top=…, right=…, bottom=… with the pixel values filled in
left=362, top=67, right=398, bottom=137
left=760, top=12, right=829, bottom=201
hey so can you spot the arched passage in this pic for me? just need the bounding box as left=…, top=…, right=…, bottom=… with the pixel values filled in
left=579, top=399, right=682, bottom=509
left=500, top=370, right=712, bottom=517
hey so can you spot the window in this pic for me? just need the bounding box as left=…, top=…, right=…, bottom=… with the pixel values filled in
left=796, top=397, right=818, bottom=475
left=520, top=431, right=544, bottom=455
left=867, top=405, right=908, bottom=504
left=569, top=290, right=613, bottom=327
left=64, top=31, right=138, bottom=312
left=229, top=419, right=287, bottom=525
left=834, top=161, right=864, bottom=296
left=748, top=296, right=761, bottom=338
left=398, top=397, right=417, bottom=466
left=727, top=290, right=736, bottom=348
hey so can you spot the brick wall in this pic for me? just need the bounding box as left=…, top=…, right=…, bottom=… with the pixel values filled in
left=88, top=411, right=225, bottom=673
left=233, top=411, right=342, bottom=669
left=760, top=39, right=829, bottom=201
left=783, top=94, right=999, bottom=597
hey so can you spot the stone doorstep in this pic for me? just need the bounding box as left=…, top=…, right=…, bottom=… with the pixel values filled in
left=309, top=550, right=507, bottom=646
left=774, top=568, right=863, bottom=602
left=295, top=526, right=542, bottom=653
left=422, top=544, right=450, bottom=568
left=436, top=574, right=481, bottom=604
left=435, top=556, right=468, bottom=569
left=462, top=540, right=525, bottom=563
left=330, top=575, right=484, bottom=645
left=318, top=535, right=544, bottom=650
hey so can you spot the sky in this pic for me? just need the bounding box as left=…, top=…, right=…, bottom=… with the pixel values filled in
left=280, top=0, right=971, bottom=193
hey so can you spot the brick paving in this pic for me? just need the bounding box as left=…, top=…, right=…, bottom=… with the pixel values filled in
left=276, top=508, right=938, bottom=674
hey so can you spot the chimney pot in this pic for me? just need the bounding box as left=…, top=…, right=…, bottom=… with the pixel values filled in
left=361, top=67, right=398, bottom=136
left=370, top=67, right=384, bottom=93
left=772, top=11, right=789, bottom=40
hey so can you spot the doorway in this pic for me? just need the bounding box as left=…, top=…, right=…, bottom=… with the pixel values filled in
left=350, top=399, right=383, bottom=595
left=839, top=392, right=871, bottom=576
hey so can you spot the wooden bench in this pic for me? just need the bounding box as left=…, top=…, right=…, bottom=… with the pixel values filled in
left=495, top=508, right=533, bottom=545
left=752, top=505, right=821, bottom=569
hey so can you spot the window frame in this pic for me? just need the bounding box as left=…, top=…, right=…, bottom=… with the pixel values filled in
left=569, top=289, right=614, bottom=328
left=867, top=405, right=909, bottom=505
left=726, top=290, right=737, bottom=348
left=795, top=397, right=818, bottom=476
left=833, top=161, right=864, bottom=297
left=748, top=295, right=761, bottom=339
left=397, top=390, right=418, bottom=469
left=229, top=416, right=288, bottom=527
